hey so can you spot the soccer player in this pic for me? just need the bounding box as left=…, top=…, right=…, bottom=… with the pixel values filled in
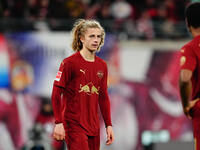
left=51, top=19, right=114, bottom=150
left=179, top=2, right=200, bottom=149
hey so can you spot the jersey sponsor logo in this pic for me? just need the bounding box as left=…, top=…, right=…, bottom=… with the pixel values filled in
left=91, top=85, right=99, bottom=94
left=180, top=56, right=186, bottom=66
left=80, top=69, right=86, bottom=74
left=79, top=84, right=90, bottom=94
left=79, top=82, right=99, bottom=95
left=55, top=71, right=62, bottom=81
left=97, top=71, right=104, bottom=79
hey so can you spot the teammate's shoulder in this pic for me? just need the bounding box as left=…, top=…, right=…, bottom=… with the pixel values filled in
left=180, top=41, right=193, bottom=53
left=185, top=37, right=200, bottom=48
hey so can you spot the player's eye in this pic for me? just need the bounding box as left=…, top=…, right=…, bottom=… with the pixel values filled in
left=89, top=35, right=95, bottom=38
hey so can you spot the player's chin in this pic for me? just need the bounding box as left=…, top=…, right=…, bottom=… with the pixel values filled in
left=91, top=46, right=99, bottom=50
left=55, top=137, right=65, bottom=141
left=88, top=48, right=97, bottom=53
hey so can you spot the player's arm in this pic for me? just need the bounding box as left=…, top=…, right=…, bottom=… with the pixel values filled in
left=179, top=69, right=192, bottom=117
left=51, top=84, right=65, bottom=140
left=51, top=60, right=71, bottom=140
left=179, top=46, right=198, bottom=119
left=99, top=63, right=114, bottom=145
left=179, top=69, right=199, bottom=119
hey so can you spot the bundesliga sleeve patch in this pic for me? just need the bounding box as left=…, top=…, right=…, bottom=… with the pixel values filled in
left=55, top=71, right=62, bottom=81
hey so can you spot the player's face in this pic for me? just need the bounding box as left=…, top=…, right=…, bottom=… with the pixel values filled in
left=81, top=27, right=102, bottom=52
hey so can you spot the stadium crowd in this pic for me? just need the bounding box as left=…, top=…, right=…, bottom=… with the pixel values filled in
left=0, top=0, right=188, bottom=21
left=0, top=0, right=191, bottom=39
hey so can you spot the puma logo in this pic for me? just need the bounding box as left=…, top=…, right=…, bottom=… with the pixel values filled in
left=80, top=69, right=86, bottom=74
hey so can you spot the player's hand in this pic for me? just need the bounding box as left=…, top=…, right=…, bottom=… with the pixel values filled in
left=53, top=123, right=65, bottom=140
left=184, top=98, right=199, bottom=119
left=106, top=126, right=114, bottom=145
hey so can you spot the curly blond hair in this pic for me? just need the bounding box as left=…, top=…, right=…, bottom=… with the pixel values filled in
left=71, top=19, right=105, bottom=52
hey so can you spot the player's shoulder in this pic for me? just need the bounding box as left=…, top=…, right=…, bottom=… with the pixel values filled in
left=62, top=52, right=79, bottom=63
left=96, top=56, right=107, bottom=66
left=182, top=37, right=200, bottom=51
left=180, top=40, right=194, bottom=53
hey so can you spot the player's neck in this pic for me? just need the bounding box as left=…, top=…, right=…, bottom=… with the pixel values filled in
left=80, top=48, right=96, bottom=62
left=190, top=27, right=200, bottom=37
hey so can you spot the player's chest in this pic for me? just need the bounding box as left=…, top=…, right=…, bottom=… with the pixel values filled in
left=72, top=63, right=104, bottom=82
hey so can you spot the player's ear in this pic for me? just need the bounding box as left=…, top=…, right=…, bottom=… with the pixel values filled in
left=80, top=35, right=85, bottom=43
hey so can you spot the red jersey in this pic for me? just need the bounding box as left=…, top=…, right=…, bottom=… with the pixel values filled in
left=180, top=35, right=200, bottom=100
left=51, top=52, right=112, bottom=136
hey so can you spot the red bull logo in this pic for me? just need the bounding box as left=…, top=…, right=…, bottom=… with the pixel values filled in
left=79, top=82, right=99, bottom=95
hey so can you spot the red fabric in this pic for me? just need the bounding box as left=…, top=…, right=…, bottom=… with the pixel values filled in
left=180, top=35, right=200, bottom=100
left=51, top=52, right=112, bottom=136
left=196, top=137, right=200, bottom=150
left=192, top=100, right=200, bottom=138
left=65, top=132, right=100, bottom=150
left=51, top=85, right=64, bottom=124
left=64, top=121, right=100, bottom=150
left=180, top=35, right=200, bottom=141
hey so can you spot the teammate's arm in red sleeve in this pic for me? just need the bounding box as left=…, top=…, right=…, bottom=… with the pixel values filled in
left=179, top=46, right=197, bottom=119
left=99, top=64, right=112, bottom=127
left=180, top=46, right=196, bottom=71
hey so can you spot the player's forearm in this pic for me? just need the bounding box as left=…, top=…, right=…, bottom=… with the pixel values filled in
left=51, top=84, right=63, bottom=124
left=100, top=66, right=112, bottom=127
left=99, top=93, right=112, bottom=127
left=179, top=79, right=192, bottom=108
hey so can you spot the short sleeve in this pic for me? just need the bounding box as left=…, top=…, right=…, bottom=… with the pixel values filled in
left=54, top=60, right=71, bottom=88
left=180, top=45, right=196, bottom=72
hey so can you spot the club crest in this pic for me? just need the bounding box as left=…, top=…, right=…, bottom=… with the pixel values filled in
left=97, top=71, right=104, bottom=79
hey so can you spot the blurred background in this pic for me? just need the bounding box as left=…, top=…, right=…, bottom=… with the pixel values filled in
left=0, top=0, right=198, bottom=150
